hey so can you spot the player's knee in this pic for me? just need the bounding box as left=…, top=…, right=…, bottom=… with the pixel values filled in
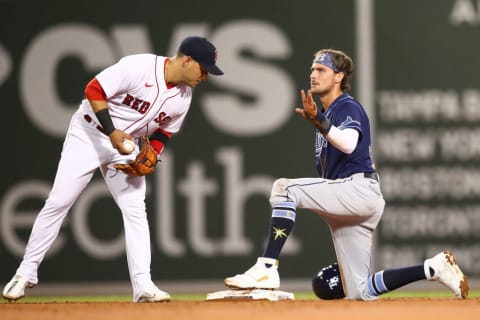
left=312, top=263, right=345, bottom=300
left=269, top=178, right=289, bottom=205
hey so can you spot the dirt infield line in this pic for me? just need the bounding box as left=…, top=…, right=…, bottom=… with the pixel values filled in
left=1, top=298, right=479, bottom=320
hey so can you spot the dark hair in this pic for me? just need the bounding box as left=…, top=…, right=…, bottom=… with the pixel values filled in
left=314, top=49, right=354, bottom=91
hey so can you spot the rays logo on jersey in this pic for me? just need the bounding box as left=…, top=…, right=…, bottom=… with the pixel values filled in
left=338, top=115, right=360, bottom=130
left=315, top=130, right=327, bottom=158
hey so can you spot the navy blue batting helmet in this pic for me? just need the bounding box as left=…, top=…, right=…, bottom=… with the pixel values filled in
left=312, top=263, right=345, bottom=300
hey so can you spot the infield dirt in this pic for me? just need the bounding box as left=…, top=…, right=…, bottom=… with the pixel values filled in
left=1, top=298, right=479, bottom=320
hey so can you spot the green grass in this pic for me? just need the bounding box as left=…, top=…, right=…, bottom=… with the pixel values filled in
left=380, top=290, right=480, bottom=299
left=2, top=290, right=479, bottom=303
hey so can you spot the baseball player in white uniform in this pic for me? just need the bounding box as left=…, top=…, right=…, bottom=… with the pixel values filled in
left=3, top=36, right=223, bottom=302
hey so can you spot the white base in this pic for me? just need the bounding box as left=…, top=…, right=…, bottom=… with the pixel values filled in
left=206, top=289, right=295, bottom=301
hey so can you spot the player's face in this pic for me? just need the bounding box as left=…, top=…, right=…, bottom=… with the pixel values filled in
left=183, top=58, right=208, bottom=87
left=309, top=63, right=336, bottom=96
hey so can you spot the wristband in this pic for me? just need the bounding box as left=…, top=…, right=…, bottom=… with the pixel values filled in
left=315, top=112, right=332, bottom=135
left=95, top=109, right=115, bottom=136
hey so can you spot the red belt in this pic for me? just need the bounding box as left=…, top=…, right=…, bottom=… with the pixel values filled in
left=83, top=114, right=106, bottom=135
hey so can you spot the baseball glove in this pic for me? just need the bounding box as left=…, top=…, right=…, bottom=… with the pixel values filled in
left=114, top=136, right=158, bottom=176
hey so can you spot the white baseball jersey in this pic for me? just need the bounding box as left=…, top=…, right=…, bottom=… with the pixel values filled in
left=14, top=53, right=194, bottom=302
left=82, top=54, right=192, bottom=137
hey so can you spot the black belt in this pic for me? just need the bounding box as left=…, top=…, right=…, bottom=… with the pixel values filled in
left=364, top=172, right=379, bottom=182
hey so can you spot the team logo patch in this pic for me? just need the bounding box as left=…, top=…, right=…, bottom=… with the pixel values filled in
left=272, top=227, right=287, bottom=240
left=328, top=276, right=341, bottom=290
left=315, top=131, right=328, bottom=157
left=338, top=115, right=360, bottom=129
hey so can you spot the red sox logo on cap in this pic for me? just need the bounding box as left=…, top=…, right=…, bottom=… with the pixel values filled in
left=179, top=36, right=224, bottom=75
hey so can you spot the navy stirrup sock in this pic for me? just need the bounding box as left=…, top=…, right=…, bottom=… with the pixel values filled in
left=262, top=201, right=296, bottom=260
left=367, top=265, right=426, bottom=296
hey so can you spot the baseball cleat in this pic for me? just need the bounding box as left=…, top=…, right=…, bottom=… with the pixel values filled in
left=424, top=250, right=469, bottom=299
left=2, top=274, right=35, bottom=302
left=136, top=286, right=171, bottom=303
left=224, top=257, right=280, bottom=290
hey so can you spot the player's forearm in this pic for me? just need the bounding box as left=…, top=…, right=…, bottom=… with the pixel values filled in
left=89, top=99, right=108, bottom=113
left=87, top=99, right=116, bottom=136
left=303, top=110, right=332, bottom=135
left=326, top=127, right=359, bottom=154
left=84, top=78, right=116, bottom=135
left=303, top=110, right=358, bottom=154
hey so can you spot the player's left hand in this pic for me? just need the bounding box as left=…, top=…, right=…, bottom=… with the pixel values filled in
left=114, top=136, right=158, bottom=176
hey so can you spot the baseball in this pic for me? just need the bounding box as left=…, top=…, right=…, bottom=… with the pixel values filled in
left=122, top=139, right=135, bottom=154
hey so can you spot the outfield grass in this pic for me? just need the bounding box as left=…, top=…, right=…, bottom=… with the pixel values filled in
left=2, top=290, right=478, bottom=303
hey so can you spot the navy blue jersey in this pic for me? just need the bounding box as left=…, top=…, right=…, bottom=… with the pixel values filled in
left=315, top=93, right=375, bottom=179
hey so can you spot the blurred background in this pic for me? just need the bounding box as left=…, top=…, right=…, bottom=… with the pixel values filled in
left=0, top=0, right=479, bottom=295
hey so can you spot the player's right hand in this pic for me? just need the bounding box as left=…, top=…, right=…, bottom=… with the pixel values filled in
left=110, top=130, right=134, bottom=155
left=297, top=89, right=318, bottom=119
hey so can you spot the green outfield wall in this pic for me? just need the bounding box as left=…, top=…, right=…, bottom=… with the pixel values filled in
left=0, top=0, right=478, bottom=284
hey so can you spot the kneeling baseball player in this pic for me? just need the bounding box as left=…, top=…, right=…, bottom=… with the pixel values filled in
left=223, top=49, right=468, bottom=300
